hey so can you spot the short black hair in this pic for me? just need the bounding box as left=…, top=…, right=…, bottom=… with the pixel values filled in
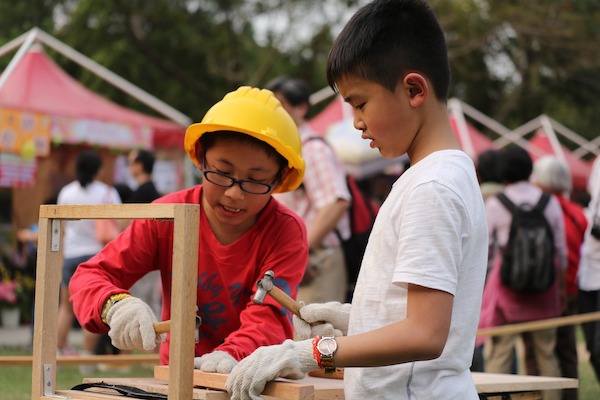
left=476, top=149, right=502, bottom=184
left=75, top=150, right=102, bottom=188
left=132, top=149, right=156, bottom=174
left=498, top=145, right=533, bottom=184
left=327, top=0, right=450, bottom=102
left=265, top=77, right=311, bottom=117
left=197, top=131, right=288, bottom=173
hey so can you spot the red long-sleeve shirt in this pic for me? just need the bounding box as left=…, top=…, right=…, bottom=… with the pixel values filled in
left=70, top=185, right=308, bottom=364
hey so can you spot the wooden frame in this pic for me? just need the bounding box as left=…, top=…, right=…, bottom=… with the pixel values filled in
left=31, top=204, right=199, bottom=399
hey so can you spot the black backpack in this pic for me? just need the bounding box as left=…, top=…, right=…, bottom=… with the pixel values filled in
left=496, top=192, right=555, bottom=293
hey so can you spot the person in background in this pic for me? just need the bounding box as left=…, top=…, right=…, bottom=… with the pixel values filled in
left=226, top=1, right=488, bottom=398
left=69, top=87, right=307, bottom=371
left=56, top=150, right=121, bottom=374
left=477, top=149, right=504, bottom=202
left=527, top=155, right=587, bottom=400
left=15, top=193, right=58, bottom=347
left=127, top=149, right=161, bottom=203
left=471, top=149, right=504, bottom=373
left=266, top=76, right=351, bottom=304
left=479, top=146, right=567, bottom=400
left=578, top=155, right=600, bottom=384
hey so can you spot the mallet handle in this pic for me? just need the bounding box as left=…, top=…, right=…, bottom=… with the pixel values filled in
left=268, top=286, right=303, bottom=318
left=153, top=320, right=170, bottom=334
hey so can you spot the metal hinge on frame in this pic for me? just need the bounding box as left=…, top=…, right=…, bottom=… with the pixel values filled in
left=51, top=220, right=60, bottom=252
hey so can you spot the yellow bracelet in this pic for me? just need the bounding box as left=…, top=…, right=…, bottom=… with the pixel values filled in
left=101, top=293, right=132, bottom=325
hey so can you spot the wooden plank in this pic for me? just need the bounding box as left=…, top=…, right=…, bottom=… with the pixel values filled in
left=471, top=372, right=578, bottom=392
left=167, top=204, right=200, bottom=400
left=83, top=377, right=229, bottom=399
left=486, top=393, right=542, bottom=400
left=0, top=353, right=160, bottom=366
left=39, top=203, right=180, bottom=219
left=31, top=216, right=62, bottom=399
left=154, top=366, right=317, bottom=400
left=476, top=311, right=600, bottom=337
left=50, top=390, right=128, bottom=399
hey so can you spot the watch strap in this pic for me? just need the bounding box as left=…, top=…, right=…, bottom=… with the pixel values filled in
left=101, top=293, right=132, bottom=325
left=316, top=336, right=337, bottom=373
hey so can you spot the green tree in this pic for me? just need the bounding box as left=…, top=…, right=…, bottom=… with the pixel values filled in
left=51, top=0, right=361, bottom=121
left=433, top=0, right=600, bottom=144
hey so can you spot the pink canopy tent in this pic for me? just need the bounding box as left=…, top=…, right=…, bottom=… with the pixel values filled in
left=0, top=39, right=189, bottom=228
left=449, top=117, right=495, bottom=158
left=528, top=130, right=592, bottom=191
left=0, top=46, right=185, bottom=152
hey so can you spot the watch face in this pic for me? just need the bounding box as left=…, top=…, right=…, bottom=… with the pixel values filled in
left=317, top=337, right=337, bottom=356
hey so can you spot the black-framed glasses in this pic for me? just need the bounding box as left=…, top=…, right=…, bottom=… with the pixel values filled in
left=202, top=160, right=277, bottom=195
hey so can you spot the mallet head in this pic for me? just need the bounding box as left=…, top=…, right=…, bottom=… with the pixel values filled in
left=253, top=270, right=275, bottom=305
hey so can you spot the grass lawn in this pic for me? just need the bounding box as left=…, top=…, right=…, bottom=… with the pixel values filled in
left=579, top=359, right=600, bottom=399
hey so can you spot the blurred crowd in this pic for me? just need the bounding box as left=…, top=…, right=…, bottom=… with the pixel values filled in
left=474, top=145, right=600, bottom=400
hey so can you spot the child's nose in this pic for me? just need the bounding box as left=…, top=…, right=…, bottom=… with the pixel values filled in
left=224, top=183, right=246, bottom=199
left=353, top=115, right=366, bottom=132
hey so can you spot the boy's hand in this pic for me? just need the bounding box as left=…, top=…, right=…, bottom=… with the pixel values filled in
left=106, top=297, right=164, bottom=351
left=194, top=350, right=238, bottom=373
left=293, top=302, right=351, bottom=339
left=225, top=339, right=317, bottom=400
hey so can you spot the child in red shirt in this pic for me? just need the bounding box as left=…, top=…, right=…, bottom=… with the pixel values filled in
left=69, top=87, right=308, bottom=369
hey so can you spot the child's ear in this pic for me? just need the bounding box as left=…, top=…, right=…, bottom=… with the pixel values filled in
left=276, top=167, right=291, bottom=190
left=403, top=73, right=428, bottom=107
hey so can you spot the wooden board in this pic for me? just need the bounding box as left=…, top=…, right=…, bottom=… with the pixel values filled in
left=154, top=366, right=335, bottom=400
left=476, top=311, right=600, bottom=337
left=0, top=353, right=159, bottom=366
left=50, top=390, right=132, bottom=400
left=471, top=372, right=578, bottom=393
left=81, top=377, right=229, bottom=399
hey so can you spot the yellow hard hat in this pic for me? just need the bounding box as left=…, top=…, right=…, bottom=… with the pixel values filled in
left=185, top=86, right=305, bottom=193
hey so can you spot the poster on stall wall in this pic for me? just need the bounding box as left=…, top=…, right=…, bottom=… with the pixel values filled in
left=51, top=116, right=153, bottom=150
left=0, top=109, right=51, bottom=157
left=0, top=153, right=37, bottom=188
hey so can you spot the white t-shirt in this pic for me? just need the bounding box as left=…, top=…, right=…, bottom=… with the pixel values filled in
left=57, top=180, right=121, bottom=259
left=345, top=150, right=488, bottom=400
left=580, top=156, right=600, bottom=291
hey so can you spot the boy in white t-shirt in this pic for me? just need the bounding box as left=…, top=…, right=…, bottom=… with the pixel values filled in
left=225, top=1, right=488, bottom=399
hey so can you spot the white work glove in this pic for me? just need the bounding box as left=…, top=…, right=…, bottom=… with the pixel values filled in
left=225, top=339, right=317, bottom=400
left=194, top=350, right=238, bottom=373
left=106, top=297, right=164, bottom=351
left=293, top=301, right=352, bottom=340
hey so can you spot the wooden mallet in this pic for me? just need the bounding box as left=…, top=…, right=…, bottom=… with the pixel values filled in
left=153, top=306, right=202, bottom=342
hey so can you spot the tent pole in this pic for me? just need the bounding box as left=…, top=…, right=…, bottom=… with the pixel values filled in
left=0, top=28, right=38, bottom=93
left=32, top=28, right=191, bottom=126
left=309, top=86, right=335, bottom=106
left=0, top=28, right=33, bottom=58
left=457, top=100, right=512, bottom=137
left=448, top=98, right=475, bottom=158
left=549, top=116, right=599, bottom=158
left=573, top=136, right=600, bottom=159
left=540, top=115, right=567, bottom=164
